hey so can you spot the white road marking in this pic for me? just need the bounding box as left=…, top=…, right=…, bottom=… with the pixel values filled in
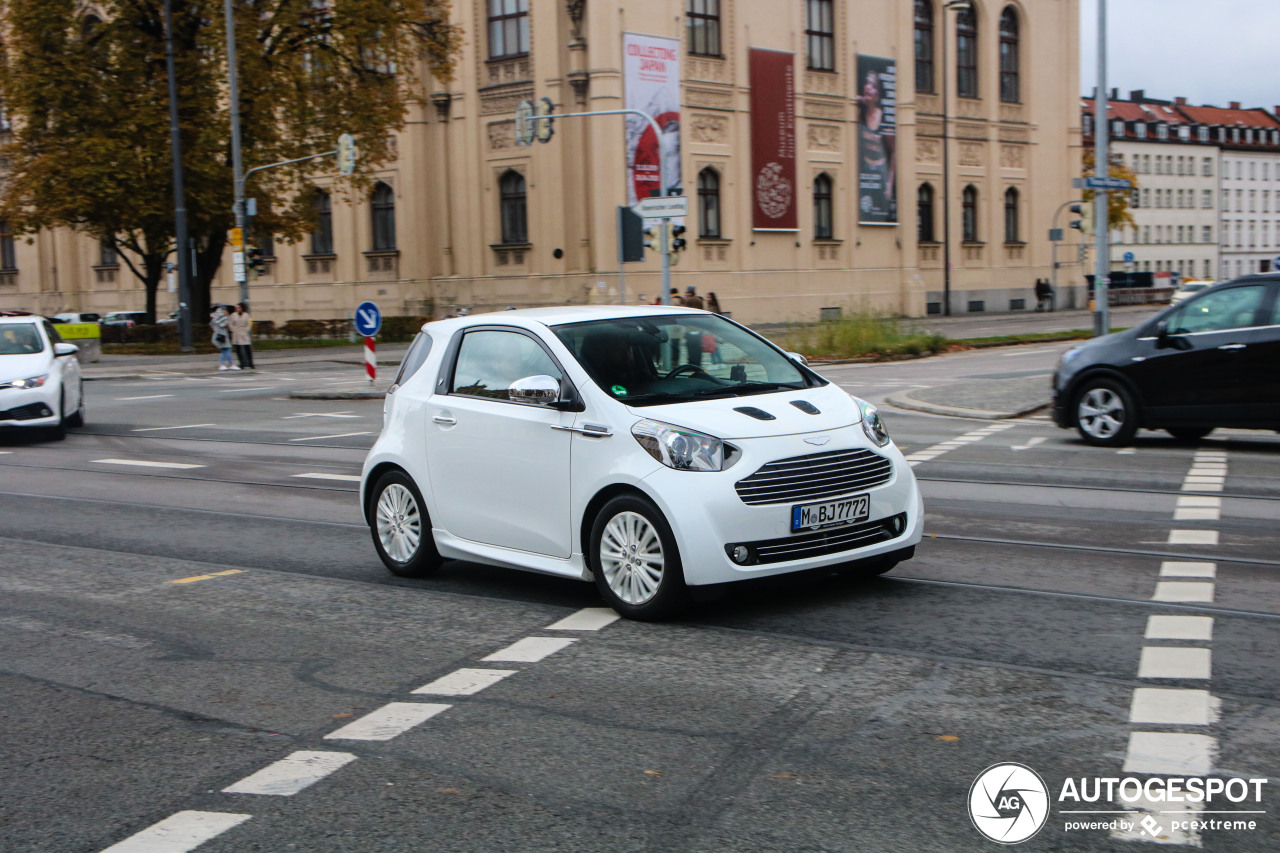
left=283, top=411, right=360, bottom=419
left=292, top=472, right=362, bottom=482
left=222, top=750, right=356, bottom=796
left=1176, top=496, right=1221, bottom=508
left=1167, top=529, right=1218, bottom=545
left=1152, top=581, right=1215, bottom=603
left=1011, top=436, right=1046, bottom=451
left=1159, top=561, right=1216, bottom=578
left=1129, top=688, right=1218, bottom=726
left=92, top=459, right=205, bottom=470
left=1181, top=482, right=1223, bottom=492
left=130, top=424, right=215, bottom=432
left=116, top=394, right=175, bottom=401
left=288, top=432, right=373, bottom=442
left=545, top=607, right=622, bottom=631
left=482, top=636, right=578, bottom=663
left=1145, top=614, right=1213, bottom=641
left=1115, top=448, right=1136, bottom=455
left=218, top=386, right=274, bottom=392
left=1138, top=647, right=1211, bottom=680
left=1183, top=475, right=1225, bottom=483
left=1122, top=732, right=1215, bottom=776
left=99, top=810, right=251, bottom=853
left=1174, top=507, right=1220, bottom=521
left=413, top=668, right=517, bottom=696
left=1112, top=794, right=1204, bottom=846
left=0, top=451, right=10, bottom=455
left=324, top=702, right=451, bottom=741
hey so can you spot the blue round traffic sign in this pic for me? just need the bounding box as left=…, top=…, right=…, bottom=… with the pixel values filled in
left=1123, top=251, right=1135, bottom=263
left=354, top=301, right=382, bottom=337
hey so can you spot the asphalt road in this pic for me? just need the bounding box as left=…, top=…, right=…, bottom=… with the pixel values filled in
left=1, top=351, right=1278, bottom=852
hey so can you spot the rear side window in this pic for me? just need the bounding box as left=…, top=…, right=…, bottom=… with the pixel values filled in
left=1166, top=285, right=1267, bottom=335
left=393, top=332, right=432, bottom=387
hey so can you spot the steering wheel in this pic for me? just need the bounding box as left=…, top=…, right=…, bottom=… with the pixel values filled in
left=664, top=363, right=714, bottom=381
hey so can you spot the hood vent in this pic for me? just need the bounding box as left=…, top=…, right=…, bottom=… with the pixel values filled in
left=733, top=406, right=776, bottom=421
left=790, top=400, right=821, bottom=415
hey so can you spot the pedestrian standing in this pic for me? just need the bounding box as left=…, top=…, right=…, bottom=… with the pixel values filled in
left=706, top=292, right=723, bottom=315
left=228, top=302, right=255, bottom=369
left=211, top=306, right=234, bottom=370
left=683, top=285, right=704, bottom=311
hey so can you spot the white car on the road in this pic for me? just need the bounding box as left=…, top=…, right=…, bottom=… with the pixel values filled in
left=0, top=315, right=85, bottom=438
left=360, top=306, right=922, bottom=619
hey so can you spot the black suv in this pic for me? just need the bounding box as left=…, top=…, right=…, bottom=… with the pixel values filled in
left=1053, top=275, right=1280, bottom=446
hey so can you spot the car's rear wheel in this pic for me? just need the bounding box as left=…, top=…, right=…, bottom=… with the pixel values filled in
left=1073, top=378, right=1138, bottom=447
left=1167, top=427, right=1212, bottom=442
left=369, top=470, right=441, bottom=578
left=589, top=494, right=687, bottom=621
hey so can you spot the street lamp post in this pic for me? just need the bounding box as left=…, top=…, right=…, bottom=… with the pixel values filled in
left=163, top=0, right=193, bottom=352
left=1093, top=0, right=1111, bottom=336
left=940, top=0, right=971, bottom=318
left=225, top=0, right=249, bottom=307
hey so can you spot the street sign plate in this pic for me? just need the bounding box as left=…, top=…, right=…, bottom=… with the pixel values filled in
left=230, top=228, right=243, bottom=249
left=354, top=301, right=382, bottom=337
left=635, top=196, right=689, bottom=218
left=1123, top=251, right=1135, bottom=263
left=1084, top=176, right=1132, bottom=190
left=1048, top=228, right=1064, bottom=242
left=515, top=99, right=536, bottom=146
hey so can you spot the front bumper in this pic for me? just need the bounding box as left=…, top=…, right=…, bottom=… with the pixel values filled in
left=640, top=426, right=924, bottom=586
left=0, top=386, right=60, bottom=428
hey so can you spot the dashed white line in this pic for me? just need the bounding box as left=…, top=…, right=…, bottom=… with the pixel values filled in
left=1145, top=615, right=1214, bottom=641
left=218, top=386, right=274, bottom=392
left=1167, top=529, right=1218, bottom=545
left=545, top=607, right=623, bottom=631
left=283, top=411, right=360, bottom=419
left=130, top=424, right=216, bottom=432
left=292, top=472, right=362, bottom=482
left=99, top=810, right=251, bottom=853
left=92, top=459, right=205, bottom=470
left=324, top=702, right=451, bottom=741
left=288, top=432, right=373, bottom=442
left=413, top=668, right=518, bottom=696
left=222, top=750, right=356, bottom=796
left=1122, top=732, right=1215, bottom=776
left=116, top=394, right=175, bottom=401
left=1129, top=688, right=1218, bottom=726
left=1159, top=560, right=1216, bottom=578
left=1152, top=581, right=1215, bottom=603
left=1011, top=436, right=1046, bottom=451
left=1138, top=647, right=1211, bottom=680
left=482, top=636, right=578, bottom=663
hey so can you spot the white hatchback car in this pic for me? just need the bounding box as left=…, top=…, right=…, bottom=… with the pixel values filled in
left=0, top=315, right=85, bottom=438
left=361, top=306, right=923, bottom=619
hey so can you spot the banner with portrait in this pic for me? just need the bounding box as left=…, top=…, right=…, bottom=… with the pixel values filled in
left=856, top=54, right=898, bottom=224
left=623, top=33, right=682, bottom=209
left=749, top=48, right=797, bottom=231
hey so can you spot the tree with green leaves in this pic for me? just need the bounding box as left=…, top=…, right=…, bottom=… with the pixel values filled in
left=1082, top=147, right=1140, bottom=233
left=0, top=0, right=460, bottom=322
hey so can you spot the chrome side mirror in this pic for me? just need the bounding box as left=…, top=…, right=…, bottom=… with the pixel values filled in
left=508, top=374, right=561, bottom=406
left=786, top=351, right=808, bottom=366
left=54, top=342, right=79, bottom=358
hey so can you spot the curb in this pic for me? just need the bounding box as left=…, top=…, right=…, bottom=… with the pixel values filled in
left=289, top=389, right=387, bottom=400
left=885, top=389, right=1049, bottom=420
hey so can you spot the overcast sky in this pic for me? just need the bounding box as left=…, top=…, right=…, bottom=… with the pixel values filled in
left=1079, top=0, right=1280, bottom=110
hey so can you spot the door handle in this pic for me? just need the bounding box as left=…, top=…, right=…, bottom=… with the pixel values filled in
left=1217, top=343, right=1247, bottom=351
left=551, top=423, right=613, bottom=437
left=432, top=415, right=457, bottom=425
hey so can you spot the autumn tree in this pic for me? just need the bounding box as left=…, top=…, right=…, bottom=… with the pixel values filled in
left=1082, top=147, right=1140, bottom=233
left=0, top=0, right=460, bottom=322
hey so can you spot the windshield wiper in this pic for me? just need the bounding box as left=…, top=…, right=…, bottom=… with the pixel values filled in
left=693, top=381, right=800, bottom=398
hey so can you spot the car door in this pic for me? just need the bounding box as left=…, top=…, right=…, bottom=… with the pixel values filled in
left=1245, top=283, right=1280, bottom=424
left=425, top=327, right=575, bottom=558
left=42, top=320, right=81, bottom=412
left=1132, top=282, right=1270, bottom=424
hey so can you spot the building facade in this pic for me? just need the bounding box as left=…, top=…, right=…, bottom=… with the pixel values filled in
left=1, top=1, right=1082, bottom=325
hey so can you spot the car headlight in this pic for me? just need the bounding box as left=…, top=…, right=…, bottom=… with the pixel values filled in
left=6, top=374, right=48, bottom=389
left=858, top=399, right=891, bottom=447
left=632, top=419, right=736, bottom=471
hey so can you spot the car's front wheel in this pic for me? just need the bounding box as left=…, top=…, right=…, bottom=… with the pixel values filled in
left=65, top=386, right=85, bottom=428
left=589, top=494, right=687, bottom=621
left=369, top=470, right=441, bottom=578
left=1073, top=378, right=1138, bottom=447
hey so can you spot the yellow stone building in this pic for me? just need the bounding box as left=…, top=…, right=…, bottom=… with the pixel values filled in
left=0, top=0, right=1081, bottom=324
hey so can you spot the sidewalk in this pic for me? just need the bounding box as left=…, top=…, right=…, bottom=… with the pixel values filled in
left=81, top=343, right=411, bottom=382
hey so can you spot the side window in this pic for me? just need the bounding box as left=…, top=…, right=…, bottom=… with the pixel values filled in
left=1166, top=286, right=1267, bottom=335
left=450, top=330, right=562, bottom=401
left=1271, top=289, right=1280, bottom=326
left=43, top=321, right=64, bottom=344
left=392, top=332, right=432, bottom=387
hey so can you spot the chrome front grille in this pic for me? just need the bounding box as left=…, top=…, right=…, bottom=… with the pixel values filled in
left=734, top=448, right=893, bottom=506
left=737, top=513, right=906, bottom=565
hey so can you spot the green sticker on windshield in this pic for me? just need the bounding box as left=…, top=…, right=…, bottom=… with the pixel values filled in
left=611, top=385, right=628, bottom=396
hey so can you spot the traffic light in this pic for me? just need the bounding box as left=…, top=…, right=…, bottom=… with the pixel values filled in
left=643, top=225, right=659, bottom=251
left=671, top=225, right=687, bottom=253
left=1069, top=201, right=1094, bottom=236
left=247, top=247, right=266, bottom=277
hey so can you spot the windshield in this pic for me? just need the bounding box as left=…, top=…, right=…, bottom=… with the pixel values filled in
left=554, top=314, right=819, bottom=406
left=0, top=323, right=44, bottom=355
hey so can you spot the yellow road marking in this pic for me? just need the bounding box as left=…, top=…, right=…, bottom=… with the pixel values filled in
left=168, top=569, right=246, bottom=584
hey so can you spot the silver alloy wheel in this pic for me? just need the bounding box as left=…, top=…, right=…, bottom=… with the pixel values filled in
left=1077, top=386, right=1126, bottom=439
left=599, top=510, right=665, bottom=605
left=375, top=483, right=422, bottom=563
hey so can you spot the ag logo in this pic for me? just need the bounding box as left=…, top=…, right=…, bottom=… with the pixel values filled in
left=968, top=763, right=1049, bottom=844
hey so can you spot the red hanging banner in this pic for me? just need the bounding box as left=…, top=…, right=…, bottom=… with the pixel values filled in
left=749, top=48, right=798, bottom=231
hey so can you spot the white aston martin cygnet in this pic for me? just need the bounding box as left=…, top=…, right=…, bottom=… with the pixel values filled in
left=361, top=306, right=922, bottom=620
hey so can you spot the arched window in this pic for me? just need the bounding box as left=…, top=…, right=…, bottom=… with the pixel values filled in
left=813, top=174, right=834, bottom=239
left=0, top=221, right=14, bottom=270
left=917, top=183, right=935, bottom=242
left=1000, top=7, right=1020, bottom=103
left=310, top=190, right=333, bottom=255
left=1004, top=187, right=1020, bottom=242
left=499, top=170, right=527, bottom=244
left=914, top=1, right=934, bottom=94
left=956, top=6, right=978, bottom=99
left=697, top=167, right=721, bottom=238
left=371, top=182, right=396, bottom=251
left=962, top=185, right=978, bottom=242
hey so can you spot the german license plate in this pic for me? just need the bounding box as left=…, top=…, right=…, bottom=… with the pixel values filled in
left=791, top=494, right=870, bottom=532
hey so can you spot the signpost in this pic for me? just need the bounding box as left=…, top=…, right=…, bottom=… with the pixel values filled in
left=1123, top=250, right=1135, bottom=272
left=354, top=301, right=382, bottom=385
left=635, top=196, right=688, bottom=219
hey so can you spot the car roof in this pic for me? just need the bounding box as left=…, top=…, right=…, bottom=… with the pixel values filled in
left=424, top=304, right=706, bottom=335
left=0, top=314, right=42, bottom=324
